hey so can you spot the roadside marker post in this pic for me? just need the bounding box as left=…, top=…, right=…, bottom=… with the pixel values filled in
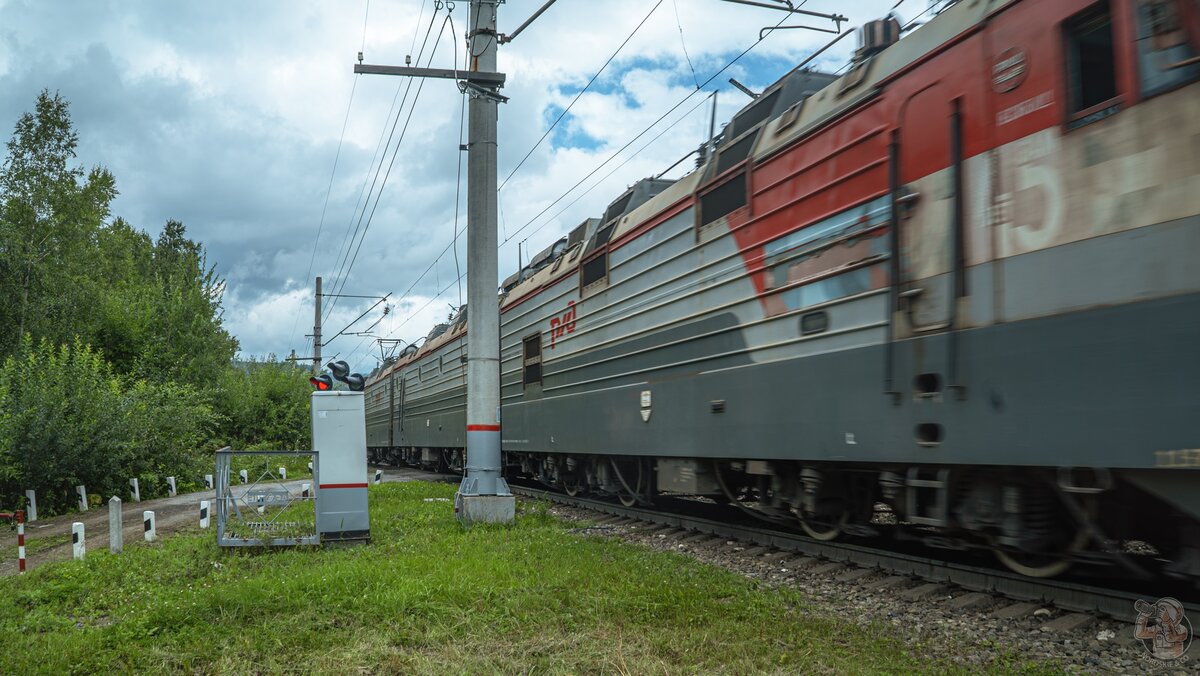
left=279, top=466, right=287, bottom=480
left=301, top=483, right=311, bottom=499
left=239, top=469, right=248, bottom=484
left=76, top=485, right=88, bottom=512
left=24, top=490, right=36, bottom=522
left=204, top=474, right=213, bottom=489
left=130, top=478, right=141, bottom=502
left=16, top=511, right=25, bottom=573
left=167, top=476, right=177, bottom=497
left=374, top=470, right=382, bottom=485
left=109, top=497, right=123, bottom=554
left=143, top=511, right=156, bottom=542
left=72, top=522, right=85, bottom=560
left=199, top=500, right=210, bottom=529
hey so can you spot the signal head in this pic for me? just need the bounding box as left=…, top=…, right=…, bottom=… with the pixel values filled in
left=309, top=374, right=334, bottom=391
left=326, top=360, right=351, bottom=379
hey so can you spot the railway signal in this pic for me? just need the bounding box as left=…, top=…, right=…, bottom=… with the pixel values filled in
left=326, top=360, right=365, bottom=391
left=309, top=374, right=333, bottom=391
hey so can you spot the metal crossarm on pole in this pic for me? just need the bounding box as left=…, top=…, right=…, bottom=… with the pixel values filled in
left=354, top=64, right=505, bottom=87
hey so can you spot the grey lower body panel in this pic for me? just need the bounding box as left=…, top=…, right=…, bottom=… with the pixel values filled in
left=500, top=291, right=1200, bottom=470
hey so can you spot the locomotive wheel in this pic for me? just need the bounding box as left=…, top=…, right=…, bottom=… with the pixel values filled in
left=562, top=475, right=583, bottom=497
left=990, top=535, right=1081, bottom=578
left=989, top=494, right=1096, bottom=578
left=612, top=459, right=645, bottom=507
left=799, top=511, right=849, bottom=542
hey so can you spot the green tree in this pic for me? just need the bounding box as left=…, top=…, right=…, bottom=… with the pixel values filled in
left=213, top=357, right=312, bottom=450
left=0, top=90, right=117, bottom=351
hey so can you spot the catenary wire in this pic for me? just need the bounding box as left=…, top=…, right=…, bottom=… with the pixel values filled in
left=323, top=9, right=444, bottom=323
left=500, top=10, right=792, bottom=250
left=344, top=8, right=810, bottom=367
left=328, top=18, right=447, bottom=322
left=498, top=0, right=664, bottom=191
left=287, top=0, right=372, bottom=355
left=322, top=10, right=442, bottom=324
left=671, top=0, right=702, bottom=89
left=516, top=89, right=713, bottom=252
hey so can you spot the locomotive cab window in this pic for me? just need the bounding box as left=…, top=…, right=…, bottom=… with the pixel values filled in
left=1064, top=3, right=1120, bottom=126
left=522, top=334, right=542, bottom=386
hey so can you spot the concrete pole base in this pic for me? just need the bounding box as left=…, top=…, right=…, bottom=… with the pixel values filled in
left=455, top=494, right=515, bottom=526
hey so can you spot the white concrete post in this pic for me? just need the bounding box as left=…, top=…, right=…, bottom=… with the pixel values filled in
left=239, top=469, right=248, bottom=484
left=108, top=496, right=123, bottom=554
left=24, top=489, right=36, bottom=522
left=278, top=466, right=287, bottom=480
left=166, top=476, right=177, bottom=497
left=71, top=522, right=85, bottom=560
left=204, top=474, right=213, bottom=489
left=301, top=483, right=311, bottom=498
left=307, top=461, right=313, bottom=472
left=143, top=511, right=156, bottom=541
left=129, top=478, right=141, bottom=502
left=199, top=500, right=210, bottom=528
left=76, top=485, right=88, bottom=512
left=374, top=469, right=383, bottom=485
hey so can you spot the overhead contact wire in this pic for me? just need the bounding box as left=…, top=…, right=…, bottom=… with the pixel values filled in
left=502, top=10, right=792, bottom=249
left=498, top=0, right=664, bottom=191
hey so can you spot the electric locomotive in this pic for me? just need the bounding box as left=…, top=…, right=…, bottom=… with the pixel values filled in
left=366, top=0, right=1200, bottom=583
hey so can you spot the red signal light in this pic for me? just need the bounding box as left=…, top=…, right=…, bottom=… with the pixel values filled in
left=309, top=375, right=333, bottom=391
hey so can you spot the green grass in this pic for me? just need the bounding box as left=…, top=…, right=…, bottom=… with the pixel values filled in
left=0, top=482, right=1019, bottom=674
left=0, top=532, right=70, bottom=562
left=228, top=454, right=314, bottom=483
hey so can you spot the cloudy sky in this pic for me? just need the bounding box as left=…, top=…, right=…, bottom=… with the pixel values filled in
left=0, top=0, right=906, bottom=372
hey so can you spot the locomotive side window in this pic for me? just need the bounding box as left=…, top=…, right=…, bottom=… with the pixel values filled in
left=580, top=222, right=615, bottom=294
left=1064, top=3, right=1120, bottom=125
left=522, top=334, right=542, bottom=386
left=698, top=169, right=748, bottom=229
left=1132, top=0, right=1200, bottom=96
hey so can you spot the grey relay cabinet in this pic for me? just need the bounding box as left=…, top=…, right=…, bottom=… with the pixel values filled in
left=312, top=391, right=370, bottom=543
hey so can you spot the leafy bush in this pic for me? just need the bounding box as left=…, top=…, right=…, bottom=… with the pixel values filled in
left=0, top=338, right=215, bottom=514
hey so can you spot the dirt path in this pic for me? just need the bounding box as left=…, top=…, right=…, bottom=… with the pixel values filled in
left=0, top=468, right=438, bottom=575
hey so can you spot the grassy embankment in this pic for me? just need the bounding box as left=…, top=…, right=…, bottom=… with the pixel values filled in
left=0, top=481, right=1039, bottom=673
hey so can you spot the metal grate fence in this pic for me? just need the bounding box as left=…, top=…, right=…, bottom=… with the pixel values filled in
left=214, top=448, right=319, bottom=547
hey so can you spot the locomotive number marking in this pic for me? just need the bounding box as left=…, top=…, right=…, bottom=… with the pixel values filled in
left=549, top=301, right=577, bottom=349
left=1155, top=449, right=1200, bottom=467
left=997, top=90, right=1053, bottom=126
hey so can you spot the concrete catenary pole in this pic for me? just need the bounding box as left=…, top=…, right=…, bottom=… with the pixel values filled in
left=313, top=276, right=323, bottom=374
left=456, top=0, right=515, bottom=525
left=352, top=0, right=514, bottom=523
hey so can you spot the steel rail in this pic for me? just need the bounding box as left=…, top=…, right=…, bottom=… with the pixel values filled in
left=508, top=485, right=1199, bottom=621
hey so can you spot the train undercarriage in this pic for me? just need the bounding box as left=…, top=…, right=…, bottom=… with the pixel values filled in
left=369, top=445, right=1200, bottom=587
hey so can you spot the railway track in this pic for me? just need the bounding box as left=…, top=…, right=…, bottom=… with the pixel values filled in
left=507, top=483, right=1199, bottom=622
